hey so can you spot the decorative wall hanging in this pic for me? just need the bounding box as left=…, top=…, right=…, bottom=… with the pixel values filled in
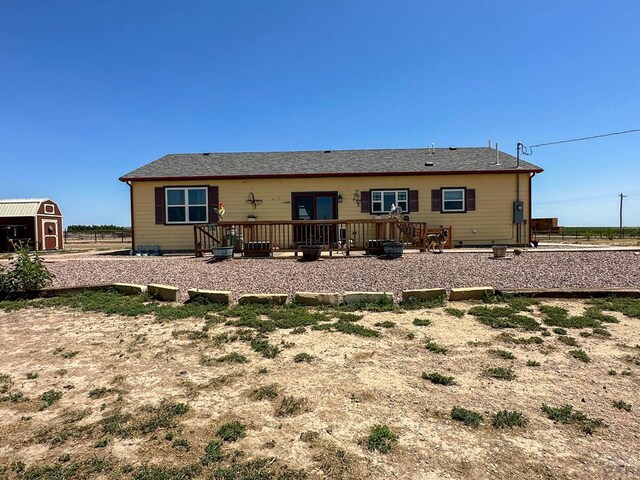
left=246, top=193, right=263, bottom=209
left=353, top=190, right=361, bottom=207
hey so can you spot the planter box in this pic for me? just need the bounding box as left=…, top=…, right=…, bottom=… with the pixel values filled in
left=243, top=241, right=271, bottom=257
left=492, top=246, right=507, bottom=258
left=300, top=245, right=322, bottom=261
left=366, top=239, right=388, bottom=255
left=212, top=246, right=234, bottom=260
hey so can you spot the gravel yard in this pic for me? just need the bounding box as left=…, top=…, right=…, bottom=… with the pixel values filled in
left=41, top=250, right=640, bottom=300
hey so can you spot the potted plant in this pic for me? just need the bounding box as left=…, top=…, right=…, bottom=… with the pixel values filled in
left=382, top=241, right=404, bottom=258
left=212, top=245, right=234, bottom=260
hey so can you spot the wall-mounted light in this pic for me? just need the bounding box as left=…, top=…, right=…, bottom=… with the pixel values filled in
left=338, top=194, right=343, bottom=203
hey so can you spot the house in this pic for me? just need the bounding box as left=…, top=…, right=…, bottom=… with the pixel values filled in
left=119, top=146, right=543, bottom=251
left=0, top=198, right=64, bottom=252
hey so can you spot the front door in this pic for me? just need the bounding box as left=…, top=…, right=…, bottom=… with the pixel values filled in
left=292, top=192, right=338, bottom=245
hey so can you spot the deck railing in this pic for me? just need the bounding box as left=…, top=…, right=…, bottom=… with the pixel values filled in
left=194, top=219, right=452, bottom=257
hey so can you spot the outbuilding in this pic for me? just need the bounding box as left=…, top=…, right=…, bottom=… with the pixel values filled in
left=0, top=198, right=64, bottom=252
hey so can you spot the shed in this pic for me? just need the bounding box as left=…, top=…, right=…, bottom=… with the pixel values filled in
left=0, top=199, right=64, bottom=252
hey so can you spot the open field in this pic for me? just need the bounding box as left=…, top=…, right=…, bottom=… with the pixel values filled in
left=0, top=291, right=639, bottom=479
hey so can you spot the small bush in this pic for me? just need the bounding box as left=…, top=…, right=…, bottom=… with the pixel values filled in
left=590, top=297, right=640, bottom=318
left=250, top=384, right=279, bottom=401
left=496, top=332, right=543, bottom=345
left=492, top=410, right=528, bottom=428
left=612, top=400, right=632, bottom=412
left=469, top=306, right=540, bottom=331
left=216, top=421, right=246, bottom=442
left=293, top=352, right=314, bottom=363
left=451, top=406, right=483, bottom=428
left=0, top=244, right=54, bottom=298
left=400, top=295, right=446, bottom=310
left=312, top=321, right=380, bottom=337
left=216, top=352, right=249, bottom=364
left=172, top=438, right=190, bottom=450
left=202, top=439, right=225, bottom=465
left=489, top=349, right=515, bottom=360
left=526, top=360, right=541, bottom=367
left=485, top=367, right=516, bottom=381
left=26, top=372, right=38, bottom=380
left=553, top=328, right=567, bottom=335
left=421, top=372, right=455, bottom=386
left=335, top=312, right=363, bottom=322
left=374, top=321, right=396, bottom=329
left=40, top=389, right=63, bottom=410
left=592, top=327, right=611, bottom=338
left=366, top=424, right=398, bottom=453
left=569, top=349, right=590, bottom=363
left=412, top=318, right=431, bottom=326
left=541, top=403, right=603, bottom=434
left=557, top=335, right=580, bottom=347
left=250, top=337, right=281, bottom=358
left=444, top=307, right=465, bottom=318
left=425, top=341, right=447, bottom=354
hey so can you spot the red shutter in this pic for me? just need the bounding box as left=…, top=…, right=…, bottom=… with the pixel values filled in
left=360, top=191, right=371, bottom=213
left=409, top=190, right=419, bottom=212
left=466, top=189, right=476, bottom=211
left=208, top=186, right=219, bottom=223
left=155, top=187, right=165, bottom=224
left=431, top=189, right=441, bottom=212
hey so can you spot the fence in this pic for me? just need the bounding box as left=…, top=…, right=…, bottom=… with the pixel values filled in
left=194, top=219, right=452, bottom=257
left=533, top=227, right=640, bottom=241
left=64, top=230, right=132, bottom=243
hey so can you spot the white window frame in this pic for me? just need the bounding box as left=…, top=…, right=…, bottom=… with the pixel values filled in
left=165, top=187, right=208, bottom=224
left=370, top=189, right=409, bottom=214
left=441, top=188, right=465, bottom=213
left=44, top=204, right=55, bottom=214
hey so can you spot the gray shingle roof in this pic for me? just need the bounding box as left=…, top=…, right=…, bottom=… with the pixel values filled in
left=120, top=147, right=543, bottom=181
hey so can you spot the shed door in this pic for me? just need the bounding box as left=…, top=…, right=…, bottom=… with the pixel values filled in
left=43, top=220, right=58, bottom=250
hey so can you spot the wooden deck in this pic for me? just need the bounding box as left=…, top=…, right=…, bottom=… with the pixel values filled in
left=194, top=219, right=452, bottom=257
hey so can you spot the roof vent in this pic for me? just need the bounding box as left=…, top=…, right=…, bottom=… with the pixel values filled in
left=324, top=150, right=331, bottom=153
left=425, top=161, right=434, bottom=167
left=203, top=152, right=210, bottom=156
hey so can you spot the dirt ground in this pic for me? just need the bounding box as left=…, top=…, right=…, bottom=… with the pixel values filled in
left=0, top=299, right=639, bottom=479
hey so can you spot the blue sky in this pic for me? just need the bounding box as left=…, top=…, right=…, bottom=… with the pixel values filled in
left=1, top=1, right=639, bottom=227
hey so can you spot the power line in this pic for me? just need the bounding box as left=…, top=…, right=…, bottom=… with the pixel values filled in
left=528, top=128, right=640, bottom=149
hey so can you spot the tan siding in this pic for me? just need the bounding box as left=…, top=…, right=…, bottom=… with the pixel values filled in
left=131, top=174, right=532, bottom=250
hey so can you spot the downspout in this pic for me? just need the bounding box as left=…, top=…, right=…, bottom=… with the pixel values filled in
left=127, top=181, right=135, bottom=250
left=516, top=143, right=523, bottom=245
left=529, top=172, right=536, bottom=244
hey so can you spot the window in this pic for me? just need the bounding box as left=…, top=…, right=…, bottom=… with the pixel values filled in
left=44, top=204, right=55, bottom=214
left=442, top=188, right=465, bottom=212
left=165, top=187, right=208, bottom=223
left=371, top=189, right=409, bottom=214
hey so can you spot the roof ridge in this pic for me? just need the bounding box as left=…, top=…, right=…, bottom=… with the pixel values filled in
left=166, top=146, right=495, bottom=156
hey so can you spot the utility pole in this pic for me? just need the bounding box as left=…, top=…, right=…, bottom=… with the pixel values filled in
left=619, top=193, right=626, bottom=238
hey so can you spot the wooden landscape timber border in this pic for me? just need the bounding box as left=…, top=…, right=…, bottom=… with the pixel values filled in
left=3, top=285, right=640, bottom=303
